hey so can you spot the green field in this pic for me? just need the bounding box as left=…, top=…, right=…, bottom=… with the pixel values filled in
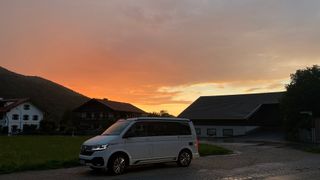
left=0, top=136, right=232, bottom=174
left=199, top=143, right=232, bottom=156
left=0, top=136, right=90, bottom=174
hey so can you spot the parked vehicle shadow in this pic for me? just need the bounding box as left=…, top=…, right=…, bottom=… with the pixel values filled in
left=81, top=163, right=179, bottom=176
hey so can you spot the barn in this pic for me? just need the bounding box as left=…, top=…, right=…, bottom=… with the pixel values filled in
left=178, top=92, right=284, bottom=137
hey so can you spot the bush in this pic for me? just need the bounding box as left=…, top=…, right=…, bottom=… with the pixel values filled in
left=40, top=120, right=57, bottom=133
left=0, top=127, right=8, bottom=135
left=23, top=125, right=38, bottom=134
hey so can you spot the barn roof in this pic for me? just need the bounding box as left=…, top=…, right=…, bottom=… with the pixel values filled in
left=94, top=99, right=146, bottom=114
left=178, top=92, right=284, bottom=120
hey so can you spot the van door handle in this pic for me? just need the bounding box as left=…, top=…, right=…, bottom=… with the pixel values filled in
left=189, top=142, right=193, bottom=146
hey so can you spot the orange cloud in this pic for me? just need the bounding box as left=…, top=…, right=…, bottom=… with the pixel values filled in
left=1, top=0, right=320, bottom=115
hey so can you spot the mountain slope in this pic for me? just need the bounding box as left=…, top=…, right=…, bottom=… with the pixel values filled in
left=0, top=66, right=89, bottom=122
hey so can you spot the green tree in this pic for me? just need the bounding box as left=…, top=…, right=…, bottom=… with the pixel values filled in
left=159, top=110, right=175, bottom=117
left=59, top=110, right=74, bottom=132
left=281, top=65, right=320, bottom=140
left=148, top=110, right=175, bottom=117
left=40, top=119, right=57, bottom=133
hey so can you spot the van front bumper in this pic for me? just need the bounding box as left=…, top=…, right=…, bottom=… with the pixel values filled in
left=79, top=151, right=109, bottom=168
left=79, top=156, right=105, bottom=167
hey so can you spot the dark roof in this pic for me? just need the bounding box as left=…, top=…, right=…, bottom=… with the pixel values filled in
left=128, top=117, right=190, bottom=122
left=178, top=92, right=284, bottom=120
left=0, top=98, right=29, bottom=113
left=95, top=99, right=146, bottom=114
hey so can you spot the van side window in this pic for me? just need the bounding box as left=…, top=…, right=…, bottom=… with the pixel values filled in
left=170, top=122, right=191, bottom=135
left=148, top=121, right=191, bottom=136
left=125, top=122, right=149, bottom=137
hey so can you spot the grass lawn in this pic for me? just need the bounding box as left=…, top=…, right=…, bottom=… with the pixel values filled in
left=198, top=143, right=233, bottom=156
left=0, top=136, right=232, bottom=174
left=0, top=136, right=90, bottom=174
left=301, top=146, right=320, bottom=154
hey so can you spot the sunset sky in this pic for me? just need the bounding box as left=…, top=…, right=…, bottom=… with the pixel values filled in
left=1, top=0, right=320, bottom=115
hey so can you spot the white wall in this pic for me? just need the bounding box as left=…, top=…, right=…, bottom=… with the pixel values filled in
left=4, top=102, right=43, bottom=134
left=195, top=125, right=259, bottom=137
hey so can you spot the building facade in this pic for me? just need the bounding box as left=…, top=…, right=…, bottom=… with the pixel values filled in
left=178, top=92, right=284, bottom=137
left=73, top=98, right=146, bottom=131
left=0, top=98, right=44, bottom=134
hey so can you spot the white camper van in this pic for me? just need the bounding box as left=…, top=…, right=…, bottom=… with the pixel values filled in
left=79, top=117, right=199, bottom=175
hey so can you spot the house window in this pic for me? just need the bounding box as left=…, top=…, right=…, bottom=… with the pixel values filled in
left=33, top=115, right=38, bottom=121
left=86, top=112, right=91, bottom=119
left=207, top=128, right=216, bottom=136
left=24, top=104, right=30, bottom=110
left=94, top=112, right=99, bottom=118
left=23, top=115, right=29, bottom=120
left=195, top=128, right=201, bottom=136
left=12, top=114, right=19, bottom=120
left=223, top=129, right=233, bottom=137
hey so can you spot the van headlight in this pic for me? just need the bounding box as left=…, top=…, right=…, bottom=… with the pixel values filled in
left=91, top=144, right=109, bottom=151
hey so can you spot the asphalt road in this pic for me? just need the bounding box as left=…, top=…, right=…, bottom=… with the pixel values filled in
left=1, top=141, right=320, bottom=180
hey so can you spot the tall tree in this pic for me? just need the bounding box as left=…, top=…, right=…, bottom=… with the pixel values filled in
left=148, top=110, right=175, bottom=117
left=281, top=65, right=320, bottom=139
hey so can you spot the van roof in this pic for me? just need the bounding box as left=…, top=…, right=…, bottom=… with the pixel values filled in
left=125, top=117, right=190, bottom=122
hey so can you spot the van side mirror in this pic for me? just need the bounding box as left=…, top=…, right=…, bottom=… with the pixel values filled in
left=123, top=131, right=135, bottom=139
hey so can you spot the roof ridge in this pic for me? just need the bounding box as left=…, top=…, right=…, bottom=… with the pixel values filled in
left=200, top=91, right=285, bottom=98
left=0, top=98, right=30, bottom=113
left=93, top=98, right=146, bottom=114
left=0, top=97, right=29, bottom=101
left=96, top=98, right=131, bottom=105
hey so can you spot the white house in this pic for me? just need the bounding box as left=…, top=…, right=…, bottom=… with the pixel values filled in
left=0, top=98, right=44, bottom=135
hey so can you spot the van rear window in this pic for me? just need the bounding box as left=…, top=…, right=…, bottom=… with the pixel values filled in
left=147, top=121, right=191, bottom=136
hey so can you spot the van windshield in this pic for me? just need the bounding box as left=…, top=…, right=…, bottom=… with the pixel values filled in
left=102, top=120, right=131, bottom=135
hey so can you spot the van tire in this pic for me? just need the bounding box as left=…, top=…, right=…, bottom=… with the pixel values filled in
left=108, top=154, right=127, bottom=175
left=177, top=150, right=192, bottom=167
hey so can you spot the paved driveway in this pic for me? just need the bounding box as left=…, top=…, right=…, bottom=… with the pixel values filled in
left=1, top=141, right=320, bottom=180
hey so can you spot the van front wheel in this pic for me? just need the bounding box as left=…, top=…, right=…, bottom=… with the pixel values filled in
left=108, top=155, right=127, bottom=175
left=177, top=150, right=192, bottom=167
